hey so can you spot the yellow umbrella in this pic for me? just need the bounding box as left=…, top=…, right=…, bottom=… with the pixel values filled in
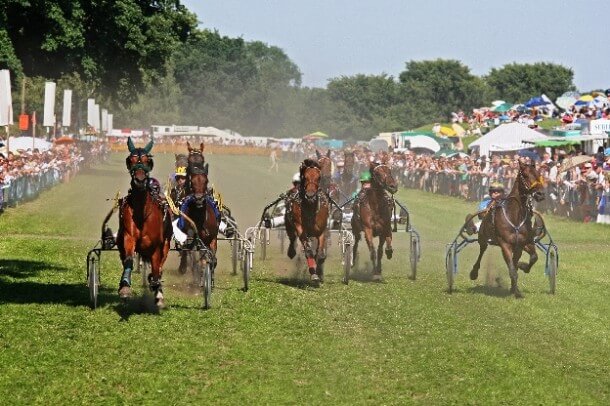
left=440, top=126, right=456, bottom=136
left=579, top=95, right=594, bottom=102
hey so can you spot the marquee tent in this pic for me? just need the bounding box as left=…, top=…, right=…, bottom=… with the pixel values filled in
left=468, top=123, right=547, bottom=157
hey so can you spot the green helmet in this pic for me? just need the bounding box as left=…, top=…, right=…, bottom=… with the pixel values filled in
left=359, top=171, right=372, bottom=182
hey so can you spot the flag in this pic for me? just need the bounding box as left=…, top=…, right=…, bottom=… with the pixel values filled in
left=19, top=114, right=29, bottom=131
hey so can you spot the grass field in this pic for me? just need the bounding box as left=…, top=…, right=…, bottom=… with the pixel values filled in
left=1, top=152, right=609, bottom=404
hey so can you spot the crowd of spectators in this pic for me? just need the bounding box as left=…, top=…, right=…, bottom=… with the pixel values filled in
left=0, top=141, right=109, bottom=213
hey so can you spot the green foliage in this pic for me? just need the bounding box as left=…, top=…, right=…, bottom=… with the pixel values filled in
left=399, top=59, right=489, bottom=125
left=1, top=0, right=197, bottom=105
left=486, top=62, right=575, bottom=103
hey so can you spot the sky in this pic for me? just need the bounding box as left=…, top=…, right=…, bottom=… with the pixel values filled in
left=182, top=0, right=609, bottom=92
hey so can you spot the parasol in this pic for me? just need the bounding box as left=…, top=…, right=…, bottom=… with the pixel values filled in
left=54, top=136, right=76, bottom=145
left=558, top=155, right=593, bottom=173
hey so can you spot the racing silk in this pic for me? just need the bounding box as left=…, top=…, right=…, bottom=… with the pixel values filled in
left=478, top=197, right=492, bottom=212
left=177, top=193, right=222, bottom=230
left=170, top=184, right=187, bottom=206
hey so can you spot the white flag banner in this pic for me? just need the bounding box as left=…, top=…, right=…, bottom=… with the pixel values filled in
left=87, top=98, right=95, bottom=128
left=0, top=69, right=13, bottom=125
left=62, top=89, right=72, bottom=127
left=101, top=109, right=108, bottom=131
left=93, top=103, right=100, bottom=131
left=107, top=114, right=113, bottom=132
left=43, top=82, right=56, bottom=127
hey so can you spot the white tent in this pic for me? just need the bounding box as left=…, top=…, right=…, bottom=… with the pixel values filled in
left=1, top=136, right=53, bottom=153
left=468, top=123, right=547, bottom=157
left=407, top=135, right=441, bottom=153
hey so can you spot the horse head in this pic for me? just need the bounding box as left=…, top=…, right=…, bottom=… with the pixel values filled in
left=186, top=142, right=205, bottom=173
left=125, top=137, right=154, bottom=188
left=371, top=162, right=398, bottom=194
left=316, top=149, right=333, bottom=179
left=300, top=158, right=321, bottom=202
left=175, top=153, right=188, bottom=169
left=343, top=151, right=355, bottom=171
left=518, top=160, right=545, bottom=202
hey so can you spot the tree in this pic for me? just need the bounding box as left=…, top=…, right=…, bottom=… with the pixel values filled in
left=398, top=59, right=488, bottom=121
left=486, top=62, right=575, bottom=103
left=1, top=0, right=196, bottom=105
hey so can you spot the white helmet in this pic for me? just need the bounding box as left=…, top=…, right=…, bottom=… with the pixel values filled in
left=292, top=172, right=301, bottom=183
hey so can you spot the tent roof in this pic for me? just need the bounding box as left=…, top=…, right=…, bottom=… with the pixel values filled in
left=468, top=123, right=546, bottom=157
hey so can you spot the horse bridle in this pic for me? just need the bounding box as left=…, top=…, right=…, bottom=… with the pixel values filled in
left=372, top=164, right=394, bottom=192
left=518, top=170, right=544, bottom=194
left=300, top=165, right=321, bottom=202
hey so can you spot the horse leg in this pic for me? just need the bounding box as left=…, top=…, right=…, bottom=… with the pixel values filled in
left=316, top=233, right=327, bottom=281
left=469, top=239, right=488, bottom=280
left=375, top=237, right=385, bottom=280
left=286, top=223, right=297, bottom=259
left=150, top=249, right=165, bottom=308
left=499, top=242, right=523, bottom=298
left=517, top=242, right=538, bottom=273
left=118, top=237, right=136, bottom=298
left=384, top=233, right=393, bottom=260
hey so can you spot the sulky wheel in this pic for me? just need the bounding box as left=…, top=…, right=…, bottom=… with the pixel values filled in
left=446, top=245, right=456, bottom=294
left=409, top=236, right=418, bottom=280
left=203, top=262, right=212, bottom=309
left=87, top=253, right=100, bottom=309
left=231, top=236, right=239, bottom=275
left=260, top=228, right=269, bottom=260
left=242, top=249, right=251, bottom=292
left=547, top=248, right=558, bottom=295
left=342, top=242, right=352, bottom=285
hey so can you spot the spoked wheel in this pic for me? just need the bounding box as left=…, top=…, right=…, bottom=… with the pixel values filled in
left=87, top=253, right=100, bottom=309
left=278, top=229, right=285, bottom=254
left=202, top=262, right=212, bottom=309
left=231, top=237, right=239, bottom=275
left=342, top=243, right=352, bottom=285
left=260, top=228, right=269, bottom=260
left=242, top=250, right=251, bottom=292
left=547, top=247, right=558, bottom=294
left=446, top=244, right=456, bottom=293
left=409, top=235, right=419, bottom=280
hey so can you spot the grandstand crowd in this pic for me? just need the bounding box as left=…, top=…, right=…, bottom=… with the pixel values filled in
left=0, top=142, right=109, bottom=212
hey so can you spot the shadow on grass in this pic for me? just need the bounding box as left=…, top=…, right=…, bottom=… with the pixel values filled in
left=0, top=259, right=67, bottom=279
left=466, top=284, right=513, bottom=298
left=114, top=294, right=161, bottom=321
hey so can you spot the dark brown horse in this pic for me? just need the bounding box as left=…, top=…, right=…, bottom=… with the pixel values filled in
left=117, top=138, right=172, bottom=306
left=285, top=158, right=330, bottom=282
left=351, top=162, right=398, bottom=281
left=178, top=144, right=220, bottom=274
left=470, top=161, right=545, bottom=298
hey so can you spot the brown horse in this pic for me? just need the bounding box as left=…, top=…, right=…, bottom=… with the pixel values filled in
left=316, top=149, right=333, bottom=194
left=178, top=145, right=220, bottom=274
left=470, top=161, right=545, bottom=298
left=117, top=138, right=172, bottom=306
left=351, top=162, right=398, bottom=281
left=285, top=158, right=330, bottom=282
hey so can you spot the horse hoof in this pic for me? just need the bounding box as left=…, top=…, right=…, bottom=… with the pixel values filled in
left=118, top=285, right=132, bottom=299
left=514, top=291, right=524, bottom=299
left=287, top=245, right=296, bottom=259
left=517, top=262, right=530, bottom=273
left=156, top=298, right=166, bottom=309
left=469, top=269, right=478, bottom=281
left=372, top=274, right=382, bottom=282
left=310, top=273, right=320, bottom=283
left=385, top=248, right=393, bottom=260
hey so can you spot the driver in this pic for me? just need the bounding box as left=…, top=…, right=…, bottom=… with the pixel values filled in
left=170, top=166, right=188, bottom=207
left=465, top=182, right=505, bottom=234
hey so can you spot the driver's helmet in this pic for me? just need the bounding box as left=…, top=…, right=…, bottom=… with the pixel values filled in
left=292, top=172, right=301, bottom=183
left=489, top=182, right=504, bottom=194
left=360, top=171, right=372, bottom=183
left=175, top=166, right=187, bottom=178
